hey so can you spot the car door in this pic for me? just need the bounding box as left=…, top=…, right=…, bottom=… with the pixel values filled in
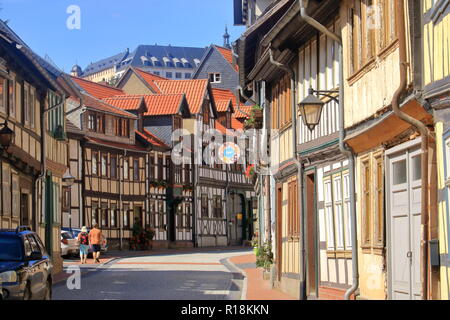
left=26, top=235, right=45, bottom=299
left=34, top=234, right=52, bottom=284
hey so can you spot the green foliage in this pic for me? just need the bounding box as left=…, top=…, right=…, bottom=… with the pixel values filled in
left=255, top=241, right=274, bottom=271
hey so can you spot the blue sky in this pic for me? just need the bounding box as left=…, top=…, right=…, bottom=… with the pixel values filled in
left=1, top=0, right=245, bottom=72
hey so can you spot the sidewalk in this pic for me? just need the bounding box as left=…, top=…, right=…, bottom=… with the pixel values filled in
left=228, top=254, right=296, bottom=300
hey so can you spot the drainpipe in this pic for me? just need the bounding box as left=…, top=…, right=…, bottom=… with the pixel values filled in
left=392, top=0, right=431, bottom=300
left=299, top=0, right=359, bottom=300
left=269, top=47, right=306, bottom=299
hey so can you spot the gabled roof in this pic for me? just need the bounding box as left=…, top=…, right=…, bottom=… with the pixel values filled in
left=71, top=76, right=125, bottom=99
left=214, top=45, right=238, bottom=72
left=212, top=88, right=237, bottom=113
left=140, top=94, right=188, bottom=116
left=0, top=20, right=66, bottom=95
left=155, top=79, right=212, bottom=115
left=135, top=129, right=169, bottom=149
left=234, top=105, right=253, bottom=119
left=215, top=99, right=233, bottom=113
left=82, top=93, right=137, bottom=118
left=103, top=95, right=145, bottom=112
left=133, top=67, right=166, bottom=93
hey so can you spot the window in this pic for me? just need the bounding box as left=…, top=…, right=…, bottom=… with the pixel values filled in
left=101, top=204, right=108, bottom=227
left=185, top=204, right=191, bottom=229
left=209, top=73, right=221, bottom=83
left=111, top=205, right=117, bottom=228
left=158, top=202, right=165, bottom=228
left=47, top=91, right=64, bottom=136
left=184, top=164, right=191, bottom=184
left=124, top=158, right=129, bottom=180
left=361, top=153, right=385, bottom=251
left=175, top=72, right=182, bottom=79
left=101, top=154, right=108, bottom=177
left=29, top=86, right=35, bottom=128
left=174, top=117, right=182, bottom=130
left=184, top=73, right=191, bottom=79
left=0, top=77, right=6, bottom=113
left=62, top=187, right=70, bottom=212
left=88, top=114, right=95, bottom=131
left=96, top=114, right=105, bottom=134
left=8, top=78, right=15, bottom=118
left=166, top=72, right=173, bottom=79
left=201, top=194, right=209, bottom=218
left=11, top=173, right=19, bottom=217
left=149, top=156, right=155, bottom=180
left=111, top=156, right=118, bottom=179
left=133, top=159, right=139, bottom=181
left=149, top=201, right=156, bottom=227
left=271, top=74, right=292, bottom=129
left=23, top=82, right=29, bottom=124
left=324, top=169, right=353, bottom=253
left=121, top=119, right=129, bottom=137
left=157, top=156, right=164, bottom=180
left=92, top=152, right=98, bottom=176
left=92, top=202, right=99, bottom=225
left=349, top=0, right=397, bottom=76
left=123, top=204, right=130, bottom=228
left=176, top=203, right=183, bottom=228
left=203, top=102, right=210, bottom=125
left=213, top=196, right=222, bottom=218
left=288, top=179, right=299, bottom=237
left=153, top=72, right=160, bottom=76
left=165, top=156, right=171, bottom=182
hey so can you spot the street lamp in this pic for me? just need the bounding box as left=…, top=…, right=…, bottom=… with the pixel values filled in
left=0, top=122, right=15, bottom=150
left=62, top=170, right=75, bottom=187
left=298, top=87, right=339, bottom=132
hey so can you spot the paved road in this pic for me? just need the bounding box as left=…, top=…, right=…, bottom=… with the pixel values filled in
left=53, top=249, right=250, bottom=300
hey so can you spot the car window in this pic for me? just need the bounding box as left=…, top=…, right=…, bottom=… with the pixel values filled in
left=23, top=236, right=32, bottom=257
left=27, top=235, right=41, bottom=254
left=0, top=236, right=23, bottom=261
left=61, top=232, right=73, bottom=240
left=34, top=234, right=47, bottom=255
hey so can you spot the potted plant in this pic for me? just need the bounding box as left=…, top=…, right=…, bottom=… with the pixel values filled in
left=256, top=241, right=274, bottom=279
left=243, top=105, right=264, bottom=129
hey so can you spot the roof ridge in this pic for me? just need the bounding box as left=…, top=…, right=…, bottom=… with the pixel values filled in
left=83, top=92, right=136, bottom=118
left=71, top=76, right=123, bottom=91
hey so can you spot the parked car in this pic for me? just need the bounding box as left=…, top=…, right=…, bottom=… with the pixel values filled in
left=0, top=227, right=53, bottom=300
left=61, top=227, right=108, bottom=253
left=60, top=231, right=79, bottom=257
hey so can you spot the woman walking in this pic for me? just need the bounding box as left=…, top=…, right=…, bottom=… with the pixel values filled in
left=77, top=226, right=90, bottom=264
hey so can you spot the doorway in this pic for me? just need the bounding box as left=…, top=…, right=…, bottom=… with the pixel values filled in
left=305, top=172, right=318, bottom=298
left=228, top=193, right=244, bottom=246
left=386, top=139, right=422, bottom=300
left=20, top=193, right=30, bottom=227
left=276, top=185, right=283, bottom=281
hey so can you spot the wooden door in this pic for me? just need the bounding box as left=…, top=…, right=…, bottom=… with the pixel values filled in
left=276, top=185, right=283, bottom=281
left=306, top=173, right=317, bottom=297
left=387, top=141, right=422, bottom=300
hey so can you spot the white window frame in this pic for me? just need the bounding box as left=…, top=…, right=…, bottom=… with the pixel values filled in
left=209, top=73, right=221, bottom=84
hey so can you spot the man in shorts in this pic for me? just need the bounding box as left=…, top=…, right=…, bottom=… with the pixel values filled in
left=89, top=224, right=104, bottom=263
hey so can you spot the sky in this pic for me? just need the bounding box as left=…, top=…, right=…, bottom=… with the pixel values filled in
left=0, top=0, right=246, bottom=72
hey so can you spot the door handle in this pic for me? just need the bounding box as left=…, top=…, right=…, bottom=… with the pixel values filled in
left=407, top=251, right=412, bottom=259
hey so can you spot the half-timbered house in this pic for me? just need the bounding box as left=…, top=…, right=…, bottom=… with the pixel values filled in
left=423, top=0, right=450, bottom=299
left=0, top=20, right=70, bottom=273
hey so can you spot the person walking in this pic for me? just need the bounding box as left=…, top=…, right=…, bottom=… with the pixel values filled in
left=89, top=224, right=104, bottom=264
left=77, top=226, right=90, bottom=264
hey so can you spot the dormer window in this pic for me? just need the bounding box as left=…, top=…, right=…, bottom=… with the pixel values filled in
left=209, top=73, right=221, bottom=84
left=87, top=112, right=105, bottom=133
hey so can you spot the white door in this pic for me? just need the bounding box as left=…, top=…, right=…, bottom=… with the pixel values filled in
left=387, top=140, right=422, bottom=300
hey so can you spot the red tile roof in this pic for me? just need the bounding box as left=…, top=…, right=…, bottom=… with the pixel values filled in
left=215, top=99, right=232, bottom=113
left=71, top=76, right=125, bottom=99
left=103, top=96, right=144, bottom=111
left=135, top=129, right=169, bottom=149
left=234, top=105, right=253, bottom=119
left=82, top=93, right=137, bottom=118
left=214, top=45, right=238, bottom=72
left=231, top=117, right=244, bottom=130
left=134, top=68, right=166, bottom=93
left=155, top=79, right=208, bottom=114
left=212, top=88, right=235, bottom=112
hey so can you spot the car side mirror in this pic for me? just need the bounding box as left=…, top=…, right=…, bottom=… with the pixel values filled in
left=29, top=251, right=43, bottom=261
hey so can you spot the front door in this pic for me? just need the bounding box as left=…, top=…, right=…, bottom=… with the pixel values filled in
left=387, top=139, right=422, bottom=300
left=228, top=194, right=243, bottom=245
left=306, top=173, right=318, bottom=298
